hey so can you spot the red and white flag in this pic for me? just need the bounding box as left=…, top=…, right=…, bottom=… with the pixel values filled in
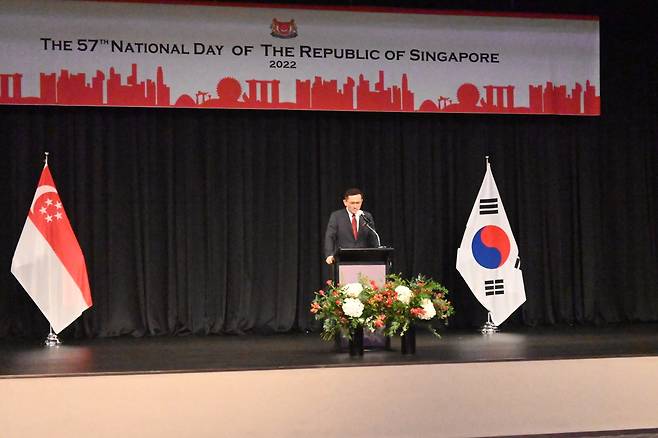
left=11, top=163, right=92, bottom=333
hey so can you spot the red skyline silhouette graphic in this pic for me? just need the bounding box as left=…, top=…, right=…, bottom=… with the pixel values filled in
left=0, top=64, right=600, bottom=115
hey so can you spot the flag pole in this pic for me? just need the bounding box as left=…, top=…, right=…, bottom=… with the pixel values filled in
left=44, top=325, right=61, bottom=347
left=481, top=312, right=499, bottom=335
left=480, top=156, right=498, bottom=334
left=43, top=151, right=60, bottom=347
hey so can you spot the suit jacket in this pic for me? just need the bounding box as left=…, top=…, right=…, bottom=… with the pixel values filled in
left=324, top=209, right=379, bottom=258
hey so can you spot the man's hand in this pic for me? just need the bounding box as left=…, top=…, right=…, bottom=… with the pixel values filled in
left=325, top=255, right=335, bottom=265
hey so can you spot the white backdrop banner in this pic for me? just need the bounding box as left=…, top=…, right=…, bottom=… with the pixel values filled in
left=0, top=0, right=600, bottom=115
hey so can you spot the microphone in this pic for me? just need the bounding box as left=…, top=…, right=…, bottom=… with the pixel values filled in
left=360, top=213, right=383, bottom=248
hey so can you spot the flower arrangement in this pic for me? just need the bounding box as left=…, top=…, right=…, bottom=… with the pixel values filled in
left=310, top=274, right=454, bottom=341
left=381, top=273, right=454, bottom=337
left=310, top=280, right=369, bottom=341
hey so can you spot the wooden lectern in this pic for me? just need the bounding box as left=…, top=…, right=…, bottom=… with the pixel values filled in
left=333, top=247, right=394, bottom=349
left=334, top=247, right=394, bottom=286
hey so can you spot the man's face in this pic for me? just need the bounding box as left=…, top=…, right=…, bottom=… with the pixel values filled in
left=343, top=194, right=363, bottom=215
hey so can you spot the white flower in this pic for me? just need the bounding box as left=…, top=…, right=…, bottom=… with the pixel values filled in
left=419, top=298, right=436, bottom=320
left=342, top=298, right=364, bottom=318
left=342, top=283, right=363, bottom=298
left=395, top=285, right=412, bottom=304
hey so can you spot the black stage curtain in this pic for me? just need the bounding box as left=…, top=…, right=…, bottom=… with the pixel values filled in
left=1, top=1, right=657, bottom=338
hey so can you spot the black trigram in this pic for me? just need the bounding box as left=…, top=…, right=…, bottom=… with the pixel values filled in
left=479, top=198, right=499, bottom=215
left=485, top=279, right=504, bottom=296
left=514, top=257, right=521, bottom=269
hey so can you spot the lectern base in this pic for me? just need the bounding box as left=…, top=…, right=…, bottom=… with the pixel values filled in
left=335, top=328, right=390, bottom=351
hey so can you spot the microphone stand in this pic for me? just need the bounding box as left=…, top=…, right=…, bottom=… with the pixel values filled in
left=362, top=216, right=383, bottom=248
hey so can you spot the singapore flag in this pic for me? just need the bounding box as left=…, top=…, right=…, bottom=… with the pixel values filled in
left=11, top=163, right=92, bottom=334
left=456, top=161, right=525, bottom=326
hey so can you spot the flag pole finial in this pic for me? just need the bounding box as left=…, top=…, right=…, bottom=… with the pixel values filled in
left=485, top=155, right=489, bottom=164
left=44, top=151, right=49, bottom=166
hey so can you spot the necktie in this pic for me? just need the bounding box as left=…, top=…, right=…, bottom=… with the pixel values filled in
left=351, top=214, right=358, bottom=240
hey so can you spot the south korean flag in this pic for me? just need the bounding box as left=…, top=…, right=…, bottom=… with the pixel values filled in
left=456, top=160, right=525, bottom=326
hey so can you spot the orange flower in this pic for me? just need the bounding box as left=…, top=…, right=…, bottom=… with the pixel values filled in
left=310, top=302, right=321, bottom=314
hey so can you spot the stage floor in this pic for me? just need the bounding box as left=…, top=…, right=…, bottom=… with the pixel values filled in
left=2, top=323, right=658, bottom=378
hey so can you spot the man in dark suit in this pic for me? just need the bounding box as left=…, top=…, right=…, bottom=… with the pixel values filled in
left=324, top=188, right=387, bottom=349
left=324, top=188, right=380, bottom=265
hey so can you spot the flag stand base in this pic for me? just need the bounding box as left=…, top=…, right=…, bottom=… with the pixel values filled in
left=44, top=328, right=61, bottom=347
left=480, top=313, right=499, bottom=335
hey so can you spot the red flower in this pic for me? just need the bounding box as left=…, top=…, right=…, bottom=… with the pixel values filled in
left=326, top=280, right=333, bottom=286
left=370, top=280, right=380, bottom=290
left=335, top=299, right=342, bottom=306
left=319, top=290, right=326, bottom=296
left=410, top=307, right=425, bottom=317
